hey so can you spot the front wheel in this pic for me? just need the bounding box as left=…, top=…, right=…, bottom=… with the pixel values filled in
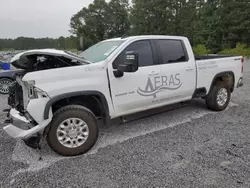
left=47, top=105, right=99, bottom=156
left=206, top=81, right=231, bottom=111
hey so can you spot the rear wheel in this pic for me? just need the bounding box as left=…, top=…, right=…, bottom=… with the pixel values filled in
left=206, top=81, right=231, bottom=111
left=0, top=78, right=13, bottom=94
left=47, top=105, right=99, bottom=156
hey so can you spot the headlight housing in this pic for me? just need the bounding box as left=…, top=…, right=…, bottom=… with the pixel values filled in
left=25, top=80, right=49, bottom=99
left=24, top=80, right=36, bottom=99
left=34, top=87, right=49, bottom=98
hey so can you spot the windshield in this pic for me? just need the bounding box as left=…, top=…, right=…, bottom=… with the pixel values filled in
left=79, top=40, right=125, bottom=63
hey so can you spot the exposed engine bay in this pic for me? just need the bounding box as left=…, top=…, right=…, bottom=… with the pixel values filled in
left=13, top=54, right=84, bottom=72
left=8, top=50, right=89, bottom=115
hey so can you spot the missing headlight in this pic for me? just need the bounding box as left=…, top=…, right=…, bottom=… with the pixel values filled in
left=34, top=87, right=49, bottom=98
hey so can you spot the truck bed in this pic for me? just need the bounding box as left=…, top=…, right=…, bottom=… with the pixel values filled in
left=195, top=55, right=243, bottom=94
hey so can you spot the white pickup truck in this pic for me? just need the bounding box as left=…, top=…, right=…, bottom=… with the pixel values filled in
left=3, top=35, right=244, bottom=156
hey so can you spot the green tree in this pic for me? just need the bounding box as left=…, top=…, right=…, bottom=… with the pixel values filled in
left=58, top=36, right=66, bottom=49
left=129, top=0, right=203, bottom=41
left=2, top=0, right=250, bottom=53
left=196, top=0, right=223, bottom=52
left=105, top=0, right=130, bottom=38
left=70, top=0, right=130, bottom=49
left=130, top=0, right=175, bottom=35
left=0, top=37, right=78, bottom=50
left=70, top=0, right=109, bottom=47
left=220, top=0, right=250, bottom=48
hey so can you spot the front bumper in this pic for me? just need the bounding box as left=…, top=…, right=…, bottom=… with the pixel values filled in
left=3, top=98, right=53, bottom=139
left=3, top=108, right=52, bottom=139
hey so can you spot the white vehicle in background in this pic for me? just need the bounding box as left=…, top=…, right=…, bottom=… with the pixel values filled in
left=3, top=35, right=244, bottom=156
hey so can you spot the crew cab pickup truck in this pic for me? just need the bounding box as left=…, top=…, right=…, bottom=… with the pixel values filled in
left=3, top=35, right=244, bottom=156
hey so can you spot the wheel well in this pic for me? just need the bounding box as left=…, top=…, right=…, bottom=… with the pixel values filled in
left=52, top=95, right=104, bottom=118
left=0, top=77, right=14, bottom=80
left=210, top=72, right=235, bottom=93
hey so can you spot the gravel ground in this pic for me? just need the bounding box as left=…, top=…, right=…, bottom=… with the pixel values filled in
left=0, top=60, right=250, bottom=188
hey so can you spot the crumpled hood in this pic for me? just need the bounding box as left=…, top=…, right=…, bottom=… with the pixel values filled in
left=10, top=49, right=89, bottom=69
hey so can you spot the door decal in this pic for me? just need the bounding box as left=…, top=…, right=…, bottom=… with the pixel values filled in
left=137, top=73, right=182, bottom=98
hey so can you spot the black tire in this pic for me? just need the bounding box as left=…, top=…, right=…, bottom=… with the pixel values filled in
left=0, top=78, right=13, bottom=94
left=47, top=105, right=99, bottom=156
left=206, top=81, right=231, bottom=111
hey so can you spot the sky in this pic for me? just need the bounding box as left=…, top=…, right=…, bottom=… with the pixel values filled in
left=0, top=0, right=94, bottom=39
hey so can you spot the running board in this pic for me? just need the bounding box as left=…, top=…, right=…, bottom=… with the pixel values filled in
left=119, top=102, right=189, bottom=124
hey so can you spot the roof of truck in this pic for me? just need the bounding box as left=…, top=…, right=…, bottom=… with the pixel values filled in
left=104, top=35, right=187, bottom=42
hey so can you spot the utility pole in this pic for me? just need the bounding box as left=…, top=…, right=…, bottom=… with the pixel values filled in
left=79, top=35, right=84, bottom=51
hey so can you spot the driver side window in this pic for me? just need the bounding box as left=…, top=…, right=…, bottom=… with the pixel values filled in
left=113, top=40, right=154, bottom=69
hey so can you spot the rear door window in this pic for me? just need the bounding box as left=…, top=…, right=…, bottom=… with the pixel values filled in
left=156, top=40, right=188, bottom=64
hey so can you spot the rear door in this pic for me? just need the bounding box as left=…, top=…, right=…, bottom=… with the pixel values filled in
left=154, top=39, right=196, bottom=104
left=108, top=40, right=162, bottom=117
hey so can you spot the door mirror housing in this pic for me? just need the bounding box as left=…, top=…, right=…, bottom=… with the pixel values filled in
left=117, top=51, right=139, bottom=73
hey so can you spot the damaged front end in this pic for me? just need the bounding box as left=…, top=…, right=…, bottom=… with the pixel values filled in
left=4, top=75, right=53, bottom=148
left=3, top=49, right=88, bottom=148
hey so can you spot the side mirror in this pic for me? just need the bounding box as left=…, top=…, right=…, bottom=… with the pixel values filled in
left=117, top=51, right=139, bottom=73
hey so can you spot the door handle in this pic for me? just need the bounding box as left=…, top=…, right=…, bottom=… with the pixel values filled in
left=186, top=67, right=194, bottom=71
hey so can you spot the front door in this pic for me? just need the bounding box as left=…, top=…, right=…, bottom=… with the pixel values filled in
left=108, top=40, right=161, bottom=117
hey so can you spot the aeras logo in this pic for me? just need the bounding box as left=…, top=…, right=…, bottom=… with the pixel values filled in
left=137, top=73, right=182, bottom=98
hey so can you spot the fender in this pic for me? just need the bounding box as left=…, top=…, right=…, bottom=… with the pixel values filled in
left=43, top=91, right=110, bottom=121
left=208, top=71, right=235, bottom=94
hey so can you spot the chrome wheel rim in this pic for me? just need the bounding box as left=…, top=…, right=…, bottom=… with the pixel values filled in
left=56, top=118, right=89, bottom=148
left=0, top=78, right=12, bottom=94
left=217, top=88, right=228, bottom=106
